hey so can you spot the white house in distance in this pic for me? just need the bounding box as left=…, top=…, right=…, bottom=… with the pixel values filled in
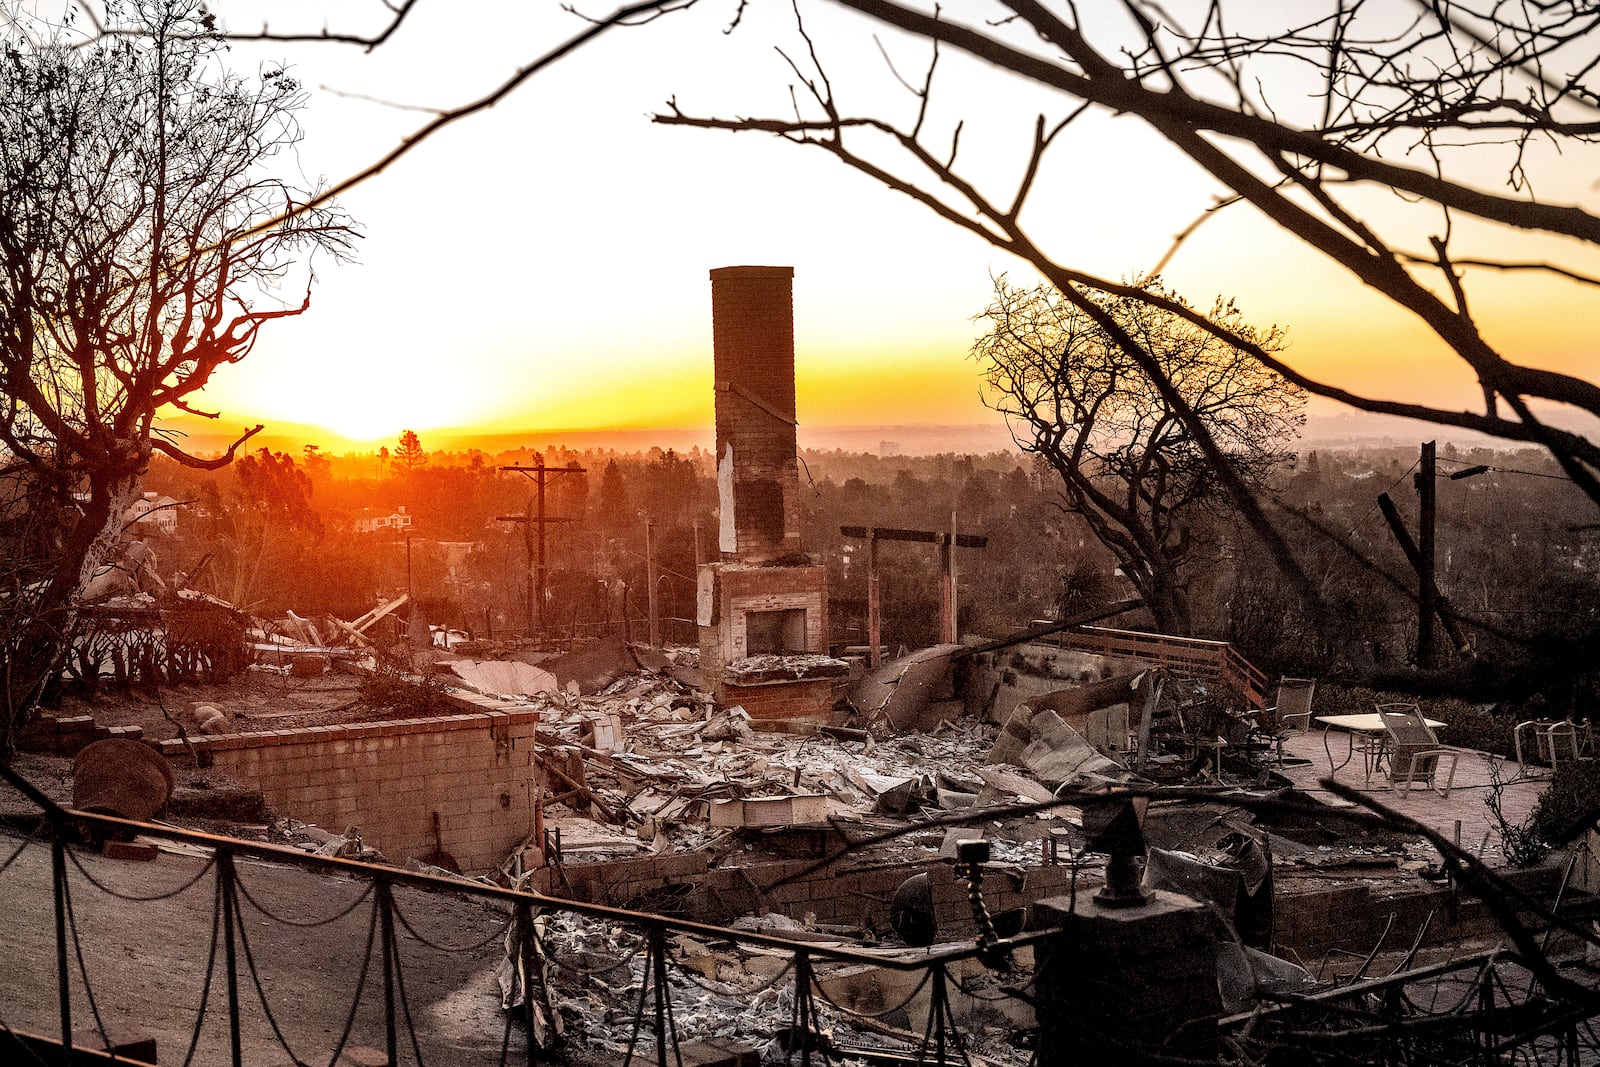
left=354, top=505, right=413, bottom=534
left=123, top=492, right=180, bottom=534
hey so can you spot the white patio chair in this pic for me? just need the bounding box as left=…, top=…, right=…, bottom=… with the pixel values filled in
left=1264, top=678, right=1317, bottom=766
left=1380, top=708, right=1460, bottom=796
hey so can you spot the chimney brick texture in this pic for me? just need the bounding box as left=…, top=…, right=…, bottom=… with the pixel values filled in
left=710, top=266, right=802, bottom=562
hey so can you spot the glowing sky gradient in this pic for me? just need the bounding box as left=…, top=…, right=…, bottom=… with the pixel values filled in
left=184, top=2, right=1600, bottom=448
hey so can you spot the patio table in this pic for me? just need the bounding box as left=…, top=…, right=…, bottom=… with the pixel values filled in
left=1315, top=713, right=1446, bottom=783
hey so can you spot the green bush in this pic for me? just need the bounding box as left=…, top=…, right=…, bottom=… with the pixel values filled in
left=1529, top=760, right=1600, bottom=847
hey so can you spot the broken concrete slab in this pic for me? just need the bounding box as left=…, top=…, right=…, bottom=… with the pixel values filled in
left=849, top=644, right=964, bottom=732
left=972, top=767, right=1057, bottom=805
left=447, top=658, right=560, bottom=699
left=842, top=769, right=925, bottom=815
left=986, top=706, right=1120, bottom=788
left=935, top=788, right=977, bottom=810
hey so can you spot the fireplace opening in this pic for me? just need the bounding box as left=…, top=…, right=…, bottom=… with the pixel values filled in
left=745, top=609, right=807, bottom=655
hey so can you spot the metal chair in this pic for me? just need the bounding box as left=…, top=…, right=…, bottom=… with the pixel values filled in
left=1379, top=708, right=1459, bottom=796
left=1362, top=702, right=1428, bottom=785
left=1264, top=677, right=1317, bottom=766
left=1513, top=719, right=1592, bottom=771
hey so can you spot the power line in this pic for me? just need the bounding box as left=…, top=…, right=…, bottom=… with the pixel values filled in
left=1343, top=458, right=1421, bottom=539
left=1436, top=456, right=1571, bottom=481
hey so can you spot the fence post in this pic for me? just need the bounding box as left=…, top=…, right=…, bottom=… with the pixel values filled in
left=51, top=838, right=73, bottom=1056
left=218, top=848, right=244, bottom=1067
left=378, top=877, right=399, bottom=1066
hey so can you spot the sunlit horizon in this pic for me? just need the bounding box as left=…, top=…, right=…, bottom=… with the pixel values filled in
left=171, top=1, right=1600, bottom=461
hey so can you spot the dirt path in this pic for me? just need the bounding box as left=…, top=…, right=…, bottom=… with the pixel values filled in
left=0, top=829, right=524, bottom=1065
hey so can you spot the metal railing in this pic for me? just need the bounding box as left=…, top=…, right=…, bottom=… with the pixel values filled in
left=0, top=761, right=1038, bottom=1066
left=1221, top=949, right=1600, bottom=1066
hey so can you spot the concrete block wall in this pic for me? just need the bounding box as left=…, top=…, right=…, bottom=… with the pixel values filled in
left=1271, top=862, right=1566, bottom=961
left=709, top=265, right=801, bottom=561
left=157, top=710, right=542, bottom=873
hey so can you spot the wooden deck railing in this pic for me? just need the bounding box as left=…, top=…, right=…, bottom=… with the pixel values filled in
left=1046, top=625, right=1271, bottom=709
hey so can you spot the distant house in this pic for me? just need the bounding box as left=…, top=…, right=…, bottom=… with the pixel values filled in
left=354, top=505, right=413, bottom=534
left=123, top=492, right=180, bottom=534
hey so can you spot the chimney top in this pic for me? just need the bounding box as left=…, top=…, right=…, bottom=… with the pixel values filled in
left=709, top=265, right=794, bottom=281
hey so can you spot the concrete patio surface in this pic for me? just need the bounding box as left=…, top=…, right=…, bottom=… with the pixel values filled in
left=1275, top=725, right=1553, bottom=869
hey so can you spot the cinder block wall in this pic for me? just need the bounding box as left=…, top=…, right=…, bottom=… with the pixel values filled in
left=1272, top=862, right=1567, bottom=961
left=710, top=265, right=801, bottom=561
left=158, top=710, right=541, bottom=872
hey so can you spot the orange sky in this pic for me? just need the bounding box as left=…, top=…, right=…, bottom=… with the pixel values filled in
left=186, top=2, right=1600, bottom=450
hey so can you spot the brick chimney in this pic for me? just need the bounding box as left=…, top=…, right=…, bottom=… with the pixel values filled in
left=698, top=266, right=846, bottom=722
left=710, top=265, right=802, bottom=563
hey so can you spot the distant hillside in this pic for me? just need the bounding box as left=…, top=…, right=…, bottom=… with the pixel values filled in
left=1302, top=404, right=1600, bottom=450
left=153, top=414, right=1019, bottom=459
left=155, top=404, right=1599, bottom=459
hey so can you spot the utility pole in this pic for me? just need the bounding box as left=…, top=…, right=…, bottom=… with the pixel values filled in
left=1379, top=440, right=1473, bottom=665
left=1415, top=441, right=1437, bottom=668
left=645, top=518, right=660, bottom=649
left=867, top=535, right=882, bottom=668
left=941, top=510, right=959, bottom=644
left=497, top=456, right=585, bottom=642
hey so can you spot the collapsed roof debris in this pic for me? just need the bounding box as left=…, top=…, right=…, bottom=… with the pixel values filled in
left=849, top=644, right=965, bottom=732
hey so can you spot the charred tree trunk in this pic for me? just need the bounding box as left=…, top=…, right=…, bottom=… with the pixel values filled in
left=1, top=471, right=140, bottom=753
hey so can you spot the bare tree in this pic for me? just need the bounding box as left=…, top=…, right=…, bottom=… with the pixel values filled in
left=660, top=1, right=1600, bottom=468
left=66, top=1, right=1600, bottom=653
left=0, top=0, right=351, bottom=749
left=80, top=2, right=1600, bottom=491
left=977, top=276, right=1304, bottom=634
left=642, top=0, right=1600, bottom=645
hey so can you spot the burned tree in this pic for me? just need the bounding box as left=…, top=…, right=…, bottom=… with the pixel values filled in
left=96, top=3, right=1600, bottom=496
left=646, top=0, right=1600, bottom=641
left=976, top=276, right=1304, bottom=634
left=0, top=0, right=351, bottom=750
left=65, top=2, right=1600, bottom=660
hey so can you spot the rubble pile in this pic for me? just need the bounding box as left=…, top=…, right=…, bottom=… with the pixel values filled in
left=529, top=908, right=1036, bottom=1066
left=491, top=664, right=1098, bottom=888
